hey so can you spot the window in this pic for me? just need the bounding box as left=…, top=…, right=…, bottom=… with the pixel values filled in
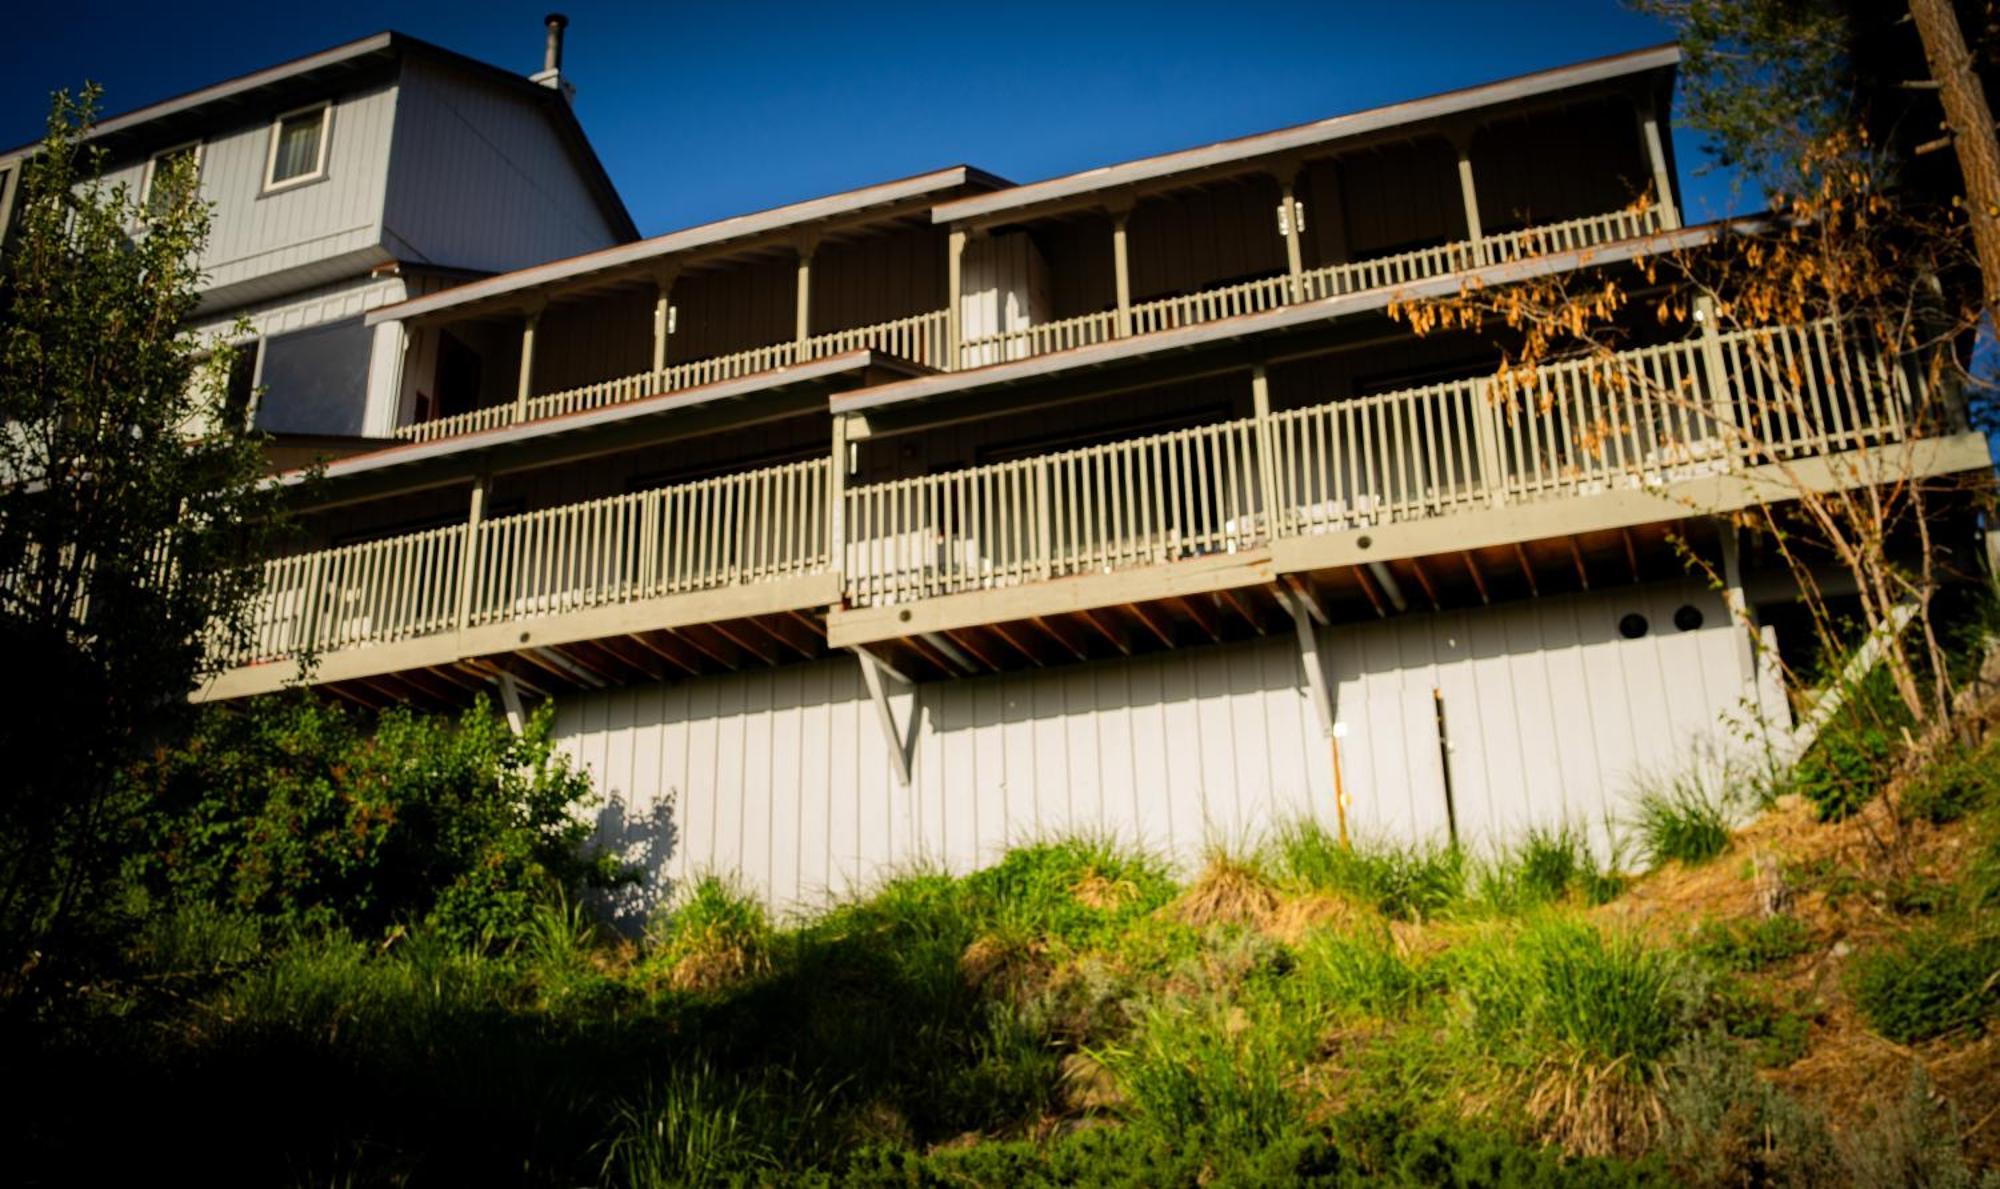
left=263, top=102, right=331, bottom=192
left=141, top=141, right=202, bottom=217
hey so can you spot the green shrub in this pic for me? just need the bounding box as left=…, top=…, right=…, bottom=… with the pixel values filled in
left=1901, top=741, right=1999, bottom=826
left=1687, top=915, right=1813, bottom=973
left=133, top=694, right=626, bottom=950
left=1848, top=924, right=2000, bottom=1043
left=1790, top=666, right=1911, bottom=822
left=1658, top=1034, right=1842, bottom=1186
left=647, top=874, right=774, bottom=992
left=1273, top=822, right=1465, bottom=922
left=1099, top=995, right=1304, bottom=1148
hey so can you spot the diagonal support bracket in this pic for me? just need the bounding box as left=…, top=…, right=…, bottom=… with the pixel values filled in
left=1273, top=586, right=1336, bottom=739
left=853, top=646, right=917, bottom=787
left=498, top=670, right=527, bottom=735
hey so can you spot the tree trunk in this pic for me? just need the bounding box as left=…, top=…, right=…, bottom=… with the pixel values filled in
left=1910, top=0, right=2000, bottom=316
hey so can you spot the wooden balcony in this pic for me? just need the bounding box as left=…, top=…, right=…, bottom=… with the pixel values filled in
left=393, top=206, right=1667, bottom=447
left=206, top=319, right=1978, bottom=704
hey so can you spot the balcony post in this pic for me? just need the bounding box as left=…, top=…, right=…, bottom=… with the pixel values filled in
left=829, top=412, right=850, bottom=596
left=455, top=473, right=490, bottom=635
left=1473, top=376, right=1507, bottom=507
left=946, top=225, right=966, bottom=371
left=1278, top=168, right=1306, bottom=302
left=795, top=233, right=818, bottom=356
left=1695, top=295, right=1735, bottom=467
left=1110, top=199, right=1134, bottom=337
left=1453, top=132, right=1486, bottom=266
left=514, top=303, right=542, bottom=425
left=1251, top=364, right=1284, bottom=541
left=650, top=265, right=678, bottom=375
left=1636, top=96, right=1681, bottom=230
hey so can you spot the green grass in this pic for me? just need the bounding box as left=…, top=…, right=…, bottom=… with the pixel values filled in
left=1271, top=821, right=1466, bottom=921
left=1475, top=824, right=1625, bottom=911
left=1631, top=779, right=1734, bottom=869
left=1687, top=915, right=1814, bottom=973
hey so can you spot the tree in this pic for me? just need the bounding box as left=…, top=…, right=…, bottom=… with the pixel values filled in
left=0, top=86, right=287, bottom=1005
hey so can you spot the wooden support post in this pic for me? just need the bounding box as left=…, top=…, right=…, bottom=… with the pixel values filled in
left=1694, top=294, right=1735, bottom=467
left=1276, top=587, right=1348, bottom=847
left=1251, top=364, right=1284, bottom=542
left=650, top=266, right=678, bottom=375
left=1717, top=518, right=1757, bottom=686
left=1279, top=171, right=1305, bottom=302
left=498, top=670, right=526, bottom=735
left=795, top=235, right=817, bottom=351
left=1455, top=136, right=1485, bottom=265
left=945, top=226, right=966, bottom=371
left=513, top=306, right=541, bottom=424
left=1111, top=204, right=1134, bottom=337
left=830, top=412, right=850, bottom=595
left=1637, top=97, right=1680, bottom=230
left=455, top=473, right=490, bottom=634
left=855, top=646, right=913, bottom=787
left=1472, top=376, right=1507, bottom=506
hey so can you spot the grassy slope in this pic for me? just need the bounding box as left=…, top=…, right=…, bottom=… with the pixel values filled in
left=17, top=686, right=2000, bottom=1186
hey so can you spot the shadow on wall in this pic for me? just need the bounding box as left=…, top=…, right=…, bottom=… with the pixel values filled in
left=590, top=789, right=680, bottom=934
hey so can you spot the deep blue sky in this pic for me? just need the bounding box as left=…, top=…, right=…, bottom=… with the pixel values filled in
left=8, top=1, right=1748, bottom=236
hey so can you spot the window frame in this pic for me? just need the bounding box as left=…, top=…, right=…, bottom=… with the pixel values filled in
left=261, top=101, right=333, bottom=194
left=139, top=139, right=203, bottom=217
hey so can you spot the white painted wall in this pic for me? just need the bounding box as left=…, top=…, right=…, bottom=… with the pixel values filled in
left=556, top=578, right=1790, bottom=922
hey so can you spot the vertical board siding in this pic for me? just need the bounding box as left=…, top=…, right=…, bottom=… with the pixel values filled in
left=383, top=61, right=624, bottom=276
left=555, top=578, right=1780, bottom=916
left=1470, top=98, right=1651, bottom=233
left=812, top=225, right=947, bottom=335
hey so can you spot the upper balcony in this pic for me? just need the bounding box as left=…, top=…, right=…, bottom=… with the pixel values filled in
left=362, top=46, right=1687, bottom=447
left=200, top=318, right=1991, bottom=705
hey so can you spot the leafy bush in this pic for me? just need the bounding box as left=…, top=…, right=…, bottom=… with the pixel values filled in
left=133, top=694, right=625, bottom=950
left=1658, top=1034, right=1841, bottom=1186
left=1790, top=666, right=1911, bottom=822
left=1901, top=740, right=1999, bottom=826
left=1273, top=822, right=1465, bottom=922
left=1848, top=924, right=2000, bottom=1043
left=1098, top=996, right=1305, bottom=1148
left=1293, top=929, right=1434, bottom=1021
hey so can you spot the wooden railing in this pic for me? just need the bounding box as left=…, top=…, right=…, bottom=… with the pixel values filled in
left=393, top=208, right=1670, bottom=446
left=844, top=420, right=1265, bottom=607
left=395, top=312, right=949, bottom=444
left=223, top=319, right=1925, bottom=675
left=226, top=459, right=829, bottom=667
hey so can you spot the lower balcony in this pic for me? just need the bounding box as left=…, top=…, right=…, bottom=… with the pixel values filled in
left=206, top=319, right=1983, bottom=703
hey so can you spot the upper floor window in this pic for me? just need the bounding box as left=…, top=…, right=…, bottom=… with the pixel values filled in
left=141, top=141, right=202, bottom=217
left=263, top=102, right=331, bottom=192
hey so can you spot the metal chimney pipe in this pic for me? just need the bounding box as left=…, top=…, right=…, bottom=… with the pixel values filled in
left=542, top=13, right=568, bottom=75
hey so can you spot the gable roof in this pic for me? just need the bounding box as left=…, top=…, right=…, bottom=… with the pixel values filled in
left=2, top=30, right=636, bottom=242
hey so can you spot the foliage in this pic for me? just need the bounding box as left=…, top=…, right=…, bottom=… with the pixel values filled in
left=1657, top=1033, right=1843, bottom=1186
left=1272, top=822, right=1466, bottom=922
left=958, top=836, right=1177, bottom=949
left=131, top=694, right=624, bottom=950
left=1687, top=914, right=1813, bottom=973
left=1903, top=738, right=2000, bottom=826
left=0, top=86, right=289, bottom=1002
left=1631, top=780, right=1735, bottom=868
left=1476, top=825, right=1625, bottom=910
left=1848, top=922, right=2000, bottom=1044
left=646, top=874, right=773, bottom=992
left=1789, top=664, right=1914, bottom=821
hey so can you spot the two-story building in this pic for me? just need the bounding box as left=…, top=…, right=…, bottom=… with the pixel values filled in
left=0, top=17, right=635, bottom=453
left=170, top=43, right=1990, bottom=912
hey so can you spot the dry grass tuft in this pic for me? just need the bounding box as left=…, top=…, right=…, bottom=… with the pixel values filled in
left=1524, top=1054, right=1666, bottom=1159
left=959, top=932, right=1050, bottom=1002
left=1168, top=850, right=1281, bottom=928
left=1058, top=1050, right=1124, bottom=1112
left=663, top=925, right=770, bottom=993
left=1069, top=866, right=1140, bottom=911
